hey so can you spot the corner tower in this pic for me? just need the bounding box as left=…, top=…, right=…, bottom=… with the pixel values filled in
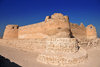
left=3, top=25, right=19, bottom=39
left=86, top=24, right=97, bottom=39
left=44, top=13, right=71, bottom=38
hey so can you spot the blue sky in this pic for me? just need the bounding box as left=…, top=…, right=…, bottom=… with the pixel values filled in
left=0, top=0, right=100, bottom=37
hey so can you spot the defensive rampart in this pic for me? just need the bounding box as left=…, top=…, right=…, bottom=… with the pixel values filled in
left=18, top=13, right=71, bottom=39
left=3, top=13, right=97, bottom=39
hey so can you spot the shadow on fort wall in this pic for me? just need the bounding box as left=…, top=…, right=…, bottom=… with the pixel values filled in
left=0, top=55, right=21, bottom=67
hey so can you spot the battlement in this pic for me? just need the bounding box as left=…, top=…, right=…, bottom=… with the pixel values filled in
left=45, top=13, right=69, bottom=23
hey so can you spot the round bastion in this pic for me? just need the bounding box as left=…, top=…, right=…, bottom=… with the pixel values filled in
left=37, top=38, right=88, bottom=66
left=3, top=25, right=19, bottom=39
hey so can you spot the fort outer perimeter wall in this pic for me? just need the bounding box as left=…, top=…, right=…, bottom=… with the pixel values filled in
left=70, top=23, right=97, bottom=39
left=18, top=22, right=97, bottom=39
left=70, top=23, right=87, bottom=39
left=18, top=22, right=47, bottom=39
left=18, top=13, right=97, bottom=39
left=3, top=13, right=97, bottom=39
left=18, top=13, right=71, bottom=39
left=3, top=25, right=19, bottom=39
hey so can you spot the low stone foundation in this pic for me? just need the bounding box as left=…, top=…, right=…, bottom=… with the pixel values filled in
left=45, top=38, right=79, bottom=53
left=78, top=38, right=100, bottom=49
left=37, top=38, right=88, bottom=66
left=0, top=39, right=47, bottom=53
left=37, top=48, right=87, bottom=66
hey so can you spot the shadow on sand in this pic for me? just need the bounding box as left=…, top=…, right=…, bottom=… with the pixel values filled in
left=0, top=55, right=21, bottom=67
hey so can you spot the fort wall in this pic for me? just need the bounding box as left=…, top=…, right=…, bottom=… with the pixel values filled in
left=18, top=13, right=71, bottom=39
left=18, top=22, right=47, bottom=39
left=3, top=13, right=97, bottom=39
left=70, top=23, right=86, bottom=39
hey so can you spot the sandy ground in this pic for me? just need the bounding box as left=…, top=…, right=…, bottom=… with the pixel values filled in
left=0, top=42, right=100, bottom=67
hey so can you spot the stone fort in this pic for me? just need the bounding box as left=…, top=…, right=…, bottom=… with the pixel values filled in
left=1, top=13, right=99, bottom=66
left=3, top=13, right=97, bottom=39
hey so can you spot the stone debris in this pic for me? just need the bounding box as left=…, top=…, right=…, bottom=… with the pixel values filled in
left=37, top=38, right=88, bottom=66
left=78, top=38, right=100, bottom=49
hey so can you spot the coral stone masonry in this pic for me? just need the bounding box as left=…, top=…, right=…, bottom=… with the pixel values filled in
left=37, top=38, right=88, bottom=66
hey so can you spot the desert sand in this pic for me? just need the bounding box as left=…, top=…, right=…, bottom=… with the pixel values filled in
left=0, top=39, right=100, bottom=67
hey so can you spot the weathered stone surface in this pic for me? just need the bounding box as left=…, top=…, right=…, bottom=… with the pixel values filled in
left=80, top=22, right=85, bottom=28
left=18, top=13, right=71, bottom=39
left=45, top=38, right=79, bottom=53
left=3, top=25, right=19, bottom=39
left=3, top=13, right=97, bottom=39
left=70, top=23, right=86, bottom=39
left=86, top=24, right=97, bottom=39
left=78, top=38, right=99, bottom=49
left=0, top=39, right=47, bottom=53
left=37, top=38, right=88, bottom=66
left=37, top=48, right=88, bottom=66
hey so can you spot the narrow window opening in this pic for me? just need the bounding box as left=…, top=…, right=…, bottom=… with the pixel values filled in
left=12, top=27, right=14, bottom=29
left=58, top=27, right=61, bottom=29
left=17, top=26, right=19, bottom=29
left=90, top=26, right=92, bottom=29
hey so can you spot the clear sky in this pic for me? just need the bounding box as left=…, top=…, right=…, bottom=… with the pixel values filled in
left=0, top=0, right=100, bottom=37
